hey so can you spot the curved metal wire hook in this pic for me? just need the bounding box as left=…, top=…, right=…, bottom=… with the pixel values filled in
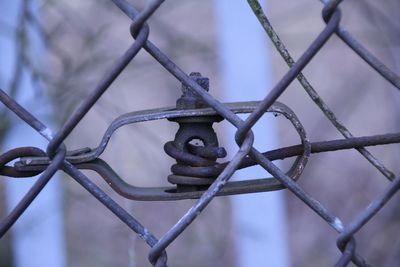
left=15, top=101, right=310, bottom=201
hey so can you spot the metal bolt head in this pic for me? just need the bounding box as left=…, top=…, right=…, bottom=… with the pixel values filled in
left=177, top=72, right=209, bottom=109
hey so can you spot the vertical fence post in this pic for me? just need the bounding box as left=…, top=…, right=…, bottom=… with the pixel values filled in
left=214, top=1, right=290, bottom=266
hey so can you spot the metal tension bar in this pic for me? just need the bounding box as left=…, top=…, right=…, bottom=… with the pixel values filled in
left=15, top=73, right=310, bottom=201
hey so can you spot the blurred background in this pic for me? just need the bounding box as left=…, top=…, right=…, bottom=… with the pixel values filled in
left=1, top=0, right=400, bottom=266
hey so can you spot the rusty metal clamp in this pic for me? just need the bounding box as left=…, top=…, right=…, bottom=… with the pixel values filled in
left=165, top=73, right=226, bottom=191
left=14, top=73, right=310, bottom=201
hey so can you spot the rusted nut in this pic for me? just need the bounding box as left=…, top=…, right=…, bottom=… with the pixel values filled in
left=176, top=72, right=209, bottom=109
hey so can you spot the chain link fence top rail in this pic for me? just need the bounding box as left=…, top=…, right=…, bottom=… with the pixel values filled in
left=1, top=0, right=400, bottom=266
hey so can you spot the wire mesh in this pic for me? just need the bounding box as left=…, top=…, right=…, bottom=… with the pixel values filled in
left=1, top=0, right=400, bottom=266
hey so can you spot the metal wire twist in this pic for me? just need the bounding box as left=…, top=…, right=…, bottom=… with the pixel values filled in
left=0, top=0, right=399, bottom=266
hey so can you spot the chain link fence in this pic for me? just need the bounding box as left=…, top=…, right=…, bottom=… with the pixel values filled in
left=1, top=0, right=400, bottom=266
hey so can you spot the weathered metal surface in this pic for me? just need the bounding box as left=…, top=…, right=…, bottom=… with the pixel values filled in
left=12, top=100, right=309, bottom=200
left=1, top=0, right=400, bottom=266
